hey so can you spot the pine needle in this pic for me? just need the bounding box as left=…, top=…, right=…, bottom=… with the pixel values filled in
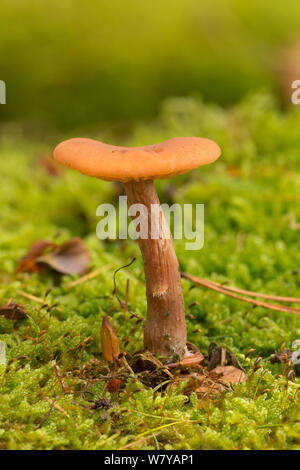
left=66, top=264, right=113, bottom=287
left=181, top=273, right=300, bottom=315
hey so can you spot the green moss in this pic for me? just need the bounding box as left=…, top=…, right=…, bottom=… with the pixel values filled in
left=0, top=92, right=299, bottom=449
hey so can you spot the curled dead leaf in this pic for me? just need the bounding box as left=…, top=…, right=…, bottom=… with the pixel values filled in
left=17, top=238, right=90, bottom=275
left=100, top=316, right=120, bottom=363
left=0, top=302, right=28, bottom=320
left=39, top=238, right=91, bottom=275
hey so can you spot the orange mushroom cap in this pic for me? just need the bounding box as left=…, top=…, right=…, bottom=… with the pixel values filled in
left=53, top=137, right=221, bottom=182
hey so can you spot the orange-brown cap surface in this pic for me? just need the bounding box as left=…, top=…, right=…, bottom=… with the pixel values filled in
left=53, top=137, right=221, bottom=182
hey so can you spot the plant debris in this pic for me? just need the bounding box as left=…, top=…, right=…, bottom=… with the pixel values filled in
left=182, top=272, right=300, bottom=314
left=17, top=238, right=91, bottom=275
left=0, top=302, right=28, bottom=320
left=209, top=365, right=248, bottom=384
left=171, top=343, right=249, bottom=397
left=107, top=378, right=122, bottom=393
left=165, top=351, right=205, bottom=370
left=181, top=372, right=229, bottom=396
left=130, top=351, right=173, bottom=387
left=207, top=342, right=243, bottom=371
left=91, top=398, right=114, bottom=410
left=270, top=349, right=294, bottom=364
left=100, top=316, right=121, bottom=363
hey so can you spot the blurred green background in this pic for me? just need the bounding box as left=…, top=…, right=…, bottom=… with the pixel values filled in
left=1, top=0, right=300, bottom=133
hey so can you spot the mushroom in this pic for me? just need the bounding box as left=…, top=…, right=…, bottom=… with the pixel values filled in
left=53, top=137, right=221, bottom=361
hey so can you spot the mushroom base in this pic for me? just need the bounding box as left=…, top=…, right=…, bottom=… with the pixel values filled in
left=124, top=180, right=187, bottom=361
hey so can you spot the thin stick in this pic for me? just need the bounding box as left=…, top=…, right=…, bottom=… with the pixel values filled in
left=43, top=396, right=70, bottom=418
left=181, top=273, right=300, bottom=315
left=53, top=362, right=68, bottom=392
left=112, top=258, right=136, bottom=307
left=17, top=290, right=63, bottom=313
left=198, top=278, right=300, bottom=304
left=121, top=356, right=137, bottom=378
left=112, top=258, right=142, bottom=320
left=37, top=394, right=63, bottom=428
left=124, top=279, right=130, bottom=311
left=65, top=264, right=113, bottom=288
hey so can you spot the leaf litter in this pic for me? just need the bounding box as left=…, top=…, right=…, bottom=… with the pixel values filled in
left=17, top=237, right=91, bottom=275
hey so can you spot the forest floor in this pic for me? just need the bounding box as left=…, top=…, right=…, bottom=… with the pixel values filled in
left=0, top=92, right=299, bottom=450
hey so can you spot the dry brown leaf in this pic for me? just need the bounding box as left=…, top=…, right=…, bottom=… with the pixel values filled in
left=100, top=316, right=120, bottom=363
left=209, top=365, right=248, bottom=384
left=17, top=238, right=90, bottom=275
left=17, top=240, right=55, bottom=273
left=0, top=302, right=28, bottom=320
left=181, top=372, right=228, bottom=396
left=39, top=238, right=91, bottom=275
left=179, top=364, right=248, bottom=397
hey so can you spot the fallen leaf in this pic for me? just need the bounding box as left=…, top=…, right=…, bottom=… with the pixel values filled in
left=209, top=365, right=248, bottom=384
left=17, top=240, right=55, bottom=273
left=100, top=316, right=120, bottom=363
left=0, top=303, right=28, bottom=320
left=181, top=372, right=228, bottom=396
left=179, top=364, right=248, bottom=397
left=17, top=238, right=90, bottom=275
left=39, top=238, right=91, bottom=275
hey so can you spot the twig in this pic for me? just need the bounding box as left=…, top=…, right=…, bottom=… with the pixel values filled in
left=53, top=362, right=68, bottom=392
left=112, top=258, right=136, bottom=307
left=37, top=390, right=93, bottom=428
left=195, top=278, right=300, bottom=303
left=43, top=396, right=70, bottom=418
left=112, top=258, right=142, bottom=320
left=121, top=355, right=137, bottom=378
left=65, top=264, right=113, bottom=288
left=124, top=279, right=130, bottom=311
left=37, top=393, right=63, bottom=428
left=181, top=273, right=300, bottom=315
left=16, top=290, right=63, bottom=313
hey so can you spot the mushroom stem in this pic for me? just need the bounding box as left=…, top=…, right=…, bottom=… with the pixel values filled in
left=123, top=180, right=187, bottom=361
